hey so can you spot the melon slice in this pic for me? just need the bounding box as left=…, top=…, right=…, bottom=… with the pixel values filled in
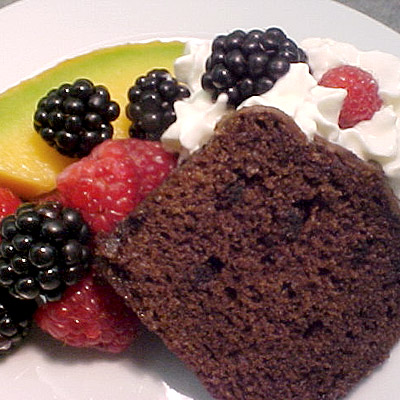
left=0, top=41, right=184, bottom=199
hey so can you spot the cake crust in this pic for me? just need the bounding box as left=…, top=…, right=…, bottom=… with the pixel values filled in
left=97, top=106, right=400, bottom=400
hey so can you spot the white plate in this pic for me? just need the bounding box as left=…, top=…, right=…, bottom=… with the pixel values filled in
left=1, top=0, right=400, bottom=399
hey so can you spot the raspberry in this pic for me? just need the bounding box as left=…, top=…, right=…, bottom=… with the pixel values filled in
left=0, top=188, right=21, bottom=221
left=57, top=139, right=177, bottom=233
left=318, top=65, right=383, bottom=129
left=34, top=271, right=139, bottom=353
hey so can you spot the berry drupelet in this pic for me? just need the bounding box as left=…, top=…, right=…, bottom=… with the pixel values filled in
left=34, top=271, right=140, bottom=353
left=318, top=65, right=383, bottom=129
left=34, top=78, right=120, bottom=158
left=0, top=288, right=36, bottom=354
left=126, top=69, right=190, bottom=141
left=0, top=201, right=91, bottom=303
left=201, top=27, right=308, bottom=107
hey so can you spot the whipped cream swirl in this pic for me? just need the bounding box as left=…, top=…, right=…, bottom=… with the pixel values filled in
left=161, top=37, right=400, bottom=198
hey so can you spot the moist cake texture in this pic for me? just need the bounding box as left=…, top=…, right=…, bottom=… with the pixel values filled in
left=96, top=106, right=400, bottom=400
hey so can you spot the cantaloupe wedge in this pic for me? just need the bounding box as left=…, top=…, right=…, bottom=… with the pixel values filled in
left=0, top=41, right=184, bottom=199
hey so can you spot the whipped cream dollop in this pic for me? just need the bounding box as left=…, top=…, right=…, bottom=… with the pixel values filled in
left=161, top=37, right=400, bottom=198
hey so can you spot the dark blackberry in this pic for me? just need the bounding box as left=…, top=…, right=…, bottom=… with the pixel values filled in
left=201, top=27, right=308, bottom=107
left=0, top=288, right=36, bottom=354
left=0, top=201, right=91, bottom=303
left=126, top=69, right=190, bottom=141
left=33, top=79, right=120, bottom=158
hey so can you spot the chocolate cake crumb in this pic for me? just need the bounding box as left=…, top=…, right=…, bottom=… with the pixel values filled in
left=96, top=106, right=400, bottom=400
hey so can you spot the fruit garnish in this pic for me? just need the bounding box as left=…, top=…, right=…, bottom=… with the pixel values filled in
left=0, top=201, right=90, bottom=303
left=34, top=271, right=139, bottom=353
left=126, top=69, right=190, bottom=140
left=34, top=78, right=120, bottom=158
left=32, top=190, right=63, bottom=204
left=0, top=42, right=183, bottom=199
left=0, top=188, right=21, bottom=221
left=0, top=188, right=34, bottom=355
left=0, top=287, right=37, bottom=354
left=318, top=65, right=383, bottom=129
left=57, top=138, right=177, bottom=233
left=201, top=27, right=307, bottom=107
left=41, top=138, right=177, bottom=352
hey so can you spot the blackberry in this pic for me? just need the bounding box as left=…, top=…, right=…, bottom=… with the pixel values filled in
left=0, top=201, right=91, bottom=303
left=34, top=79, right=120, bottom=158
left=202, top=27, right=308, bottom=107
left=126, top=69, right=190, bottom=141
left=0, top=288, right=36, bottom=354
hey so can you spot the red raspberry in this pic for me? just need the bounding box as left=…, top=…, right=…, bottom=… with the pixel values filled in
left=36, top=139, right=176, bottom=353
left=57, top=139, right=177, bottom=233
left=318, top=65, right=383, bottom=129
left=0, top=187, right=21, bottom=220
left=34, top=271, right=140, bottom=353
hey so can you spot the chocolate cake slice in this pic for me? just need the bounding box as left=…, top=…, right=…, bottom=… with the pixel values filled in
left=96, top=106, right=400, bottom=400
